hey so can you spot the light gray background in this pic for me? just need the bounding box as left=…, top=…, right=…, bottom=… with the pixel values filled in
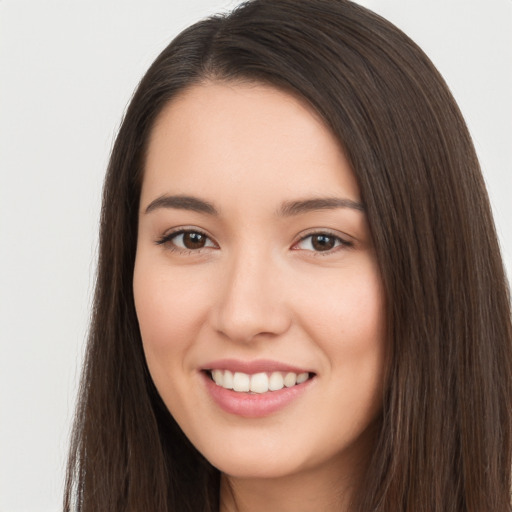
left=1, top=1, right=510, bottom=511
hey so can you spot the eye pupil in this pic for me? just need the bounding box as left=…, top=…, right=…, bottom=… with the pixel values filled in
left=312, top=234, right=335, bottom=251
left=183, top=232, right=206, bottom=249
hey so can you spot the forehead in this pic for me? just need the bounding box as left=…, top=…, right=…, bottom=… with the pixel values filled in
left=142, top=81, right=361, bottom=210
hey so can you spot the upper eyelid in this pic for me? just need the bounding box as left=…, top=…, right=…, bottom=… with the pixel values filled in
left=158, top=227, right=348, bottom=238
left=156, top=227, right=353, bottom=249
left=155, top=227, right=218, bottom=249
left=290, top=232, right=354, bottom=260
left=294, top=228, right=353, bottom=244
left=160, top=226, right=215, bottom=240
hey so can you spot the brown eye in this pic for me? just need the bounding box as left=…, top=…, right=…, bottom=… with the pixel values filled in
left=311, top=234, right=336, bottom=251
left=182, top=231, right=207, bottom=249
left=294, top=232, right=352, bottom=253
left=157, top=229, right=216, bottom=252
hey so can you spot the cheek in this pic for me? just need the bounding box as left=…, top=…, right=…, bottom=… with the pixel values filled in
left=133, top=258, right=207, bottom=364
left=300, top=260, right=385, bottom=348
left=299, top=262, right=386, bottom=411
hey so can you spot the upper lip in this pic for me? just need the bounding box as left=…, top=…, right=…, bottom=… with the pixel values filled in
left=201, top=358, right=314, bottom=375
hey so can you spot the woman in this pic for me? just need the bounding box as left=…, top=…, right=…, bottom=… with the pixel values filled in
left=64, top=0, right=512, bottom=510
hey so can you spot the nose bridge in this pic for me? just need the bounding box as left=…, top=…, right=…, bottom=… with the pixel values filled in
left=213, top=245, right=290, bottom=343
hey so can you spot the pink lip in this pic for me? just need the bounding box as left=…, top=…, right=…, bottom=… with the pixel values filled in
left=201, top=358, right=312, bottom=374
left=200, top=359, right=316, bottom=418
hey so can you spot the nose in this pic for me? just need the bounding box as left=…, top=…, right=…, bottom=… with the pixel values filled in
left=211, top=249, right=292, bottom=344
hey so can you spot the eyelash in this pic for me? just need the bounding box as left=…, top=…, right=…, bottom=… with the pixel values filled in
left=293, top=230, right=354, bottom=256
left=155, top=228, right=216, bottom=254
left=155, top=228, right=353, bottom=256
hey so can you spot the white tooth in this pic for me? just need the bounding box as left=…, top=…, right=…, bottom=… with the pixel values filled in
left=268, top=372, right=285, bottom=391
left=212, top=369, right=223, bottom=386
left=223, top=370, right=234, bottom=390
left=250, top=372, right=269, bottom=393
left=284, top=372, right=298, bottom=388
left=296, top=372, right=309, bottom=384
left=233, top=372, right=250, bottom=392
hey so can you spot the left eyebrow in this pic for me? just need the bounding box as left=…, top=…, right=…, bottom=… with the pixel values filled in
left=277, top=197, right=365, bottom=216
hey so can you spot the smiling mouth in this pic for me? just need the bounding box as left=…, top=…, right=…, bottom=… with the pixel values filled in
left=205, top=369, right=315, bottom=394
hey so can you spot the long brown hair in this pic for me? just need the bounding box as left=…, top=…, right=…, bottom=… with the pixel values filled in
left=64, top=1, right=512, bottom=510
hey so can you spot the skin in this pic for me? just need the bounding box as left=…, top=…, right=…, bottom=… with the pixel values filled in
left=133, top=81, right=386, bottom=511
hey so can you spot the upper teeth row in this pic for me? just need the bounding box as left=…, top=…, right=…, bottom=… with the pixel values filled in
left=210, top=370, right=309, bottom=393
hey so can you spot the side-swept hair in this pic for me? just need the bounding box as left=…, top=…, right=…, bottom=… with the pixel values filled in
left=65, top=1, right=512, bottom=510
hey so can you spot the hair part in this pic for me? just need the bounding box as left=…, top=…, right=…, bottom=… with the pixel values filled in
left=65, top=1, right=512, bottom=510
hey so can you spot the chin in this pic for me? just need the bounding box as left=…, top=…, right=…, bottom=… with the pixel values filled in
left=211, top=454, right=304, bottom=480
left=193, top=434, right=305, bottom=479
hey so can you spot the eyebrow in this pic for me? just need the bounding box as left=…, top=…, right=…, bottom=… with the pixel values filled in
left=144, top=194, right=365, bottom=216
left=145, top=195, right=219, bottom=215
left=277, top=197, right=365, bottom=216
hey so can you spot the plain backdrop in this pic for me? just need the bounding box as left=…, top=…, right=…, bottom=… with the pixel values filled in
left=0, top=1, right=510, bottom=510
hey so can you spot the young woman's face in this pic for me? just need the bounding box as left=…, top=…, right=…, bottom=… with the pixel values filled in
left=134, top=82, right=386, bottom=481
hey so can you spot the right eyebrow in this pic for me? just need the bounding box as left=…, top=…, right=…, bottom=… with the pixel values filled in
left=144, top=194, right=219, bottom=215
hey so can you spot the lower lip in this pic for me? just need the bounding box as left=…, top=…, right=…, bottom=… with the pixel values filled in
left=202, top=372, right=314, bottom=418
